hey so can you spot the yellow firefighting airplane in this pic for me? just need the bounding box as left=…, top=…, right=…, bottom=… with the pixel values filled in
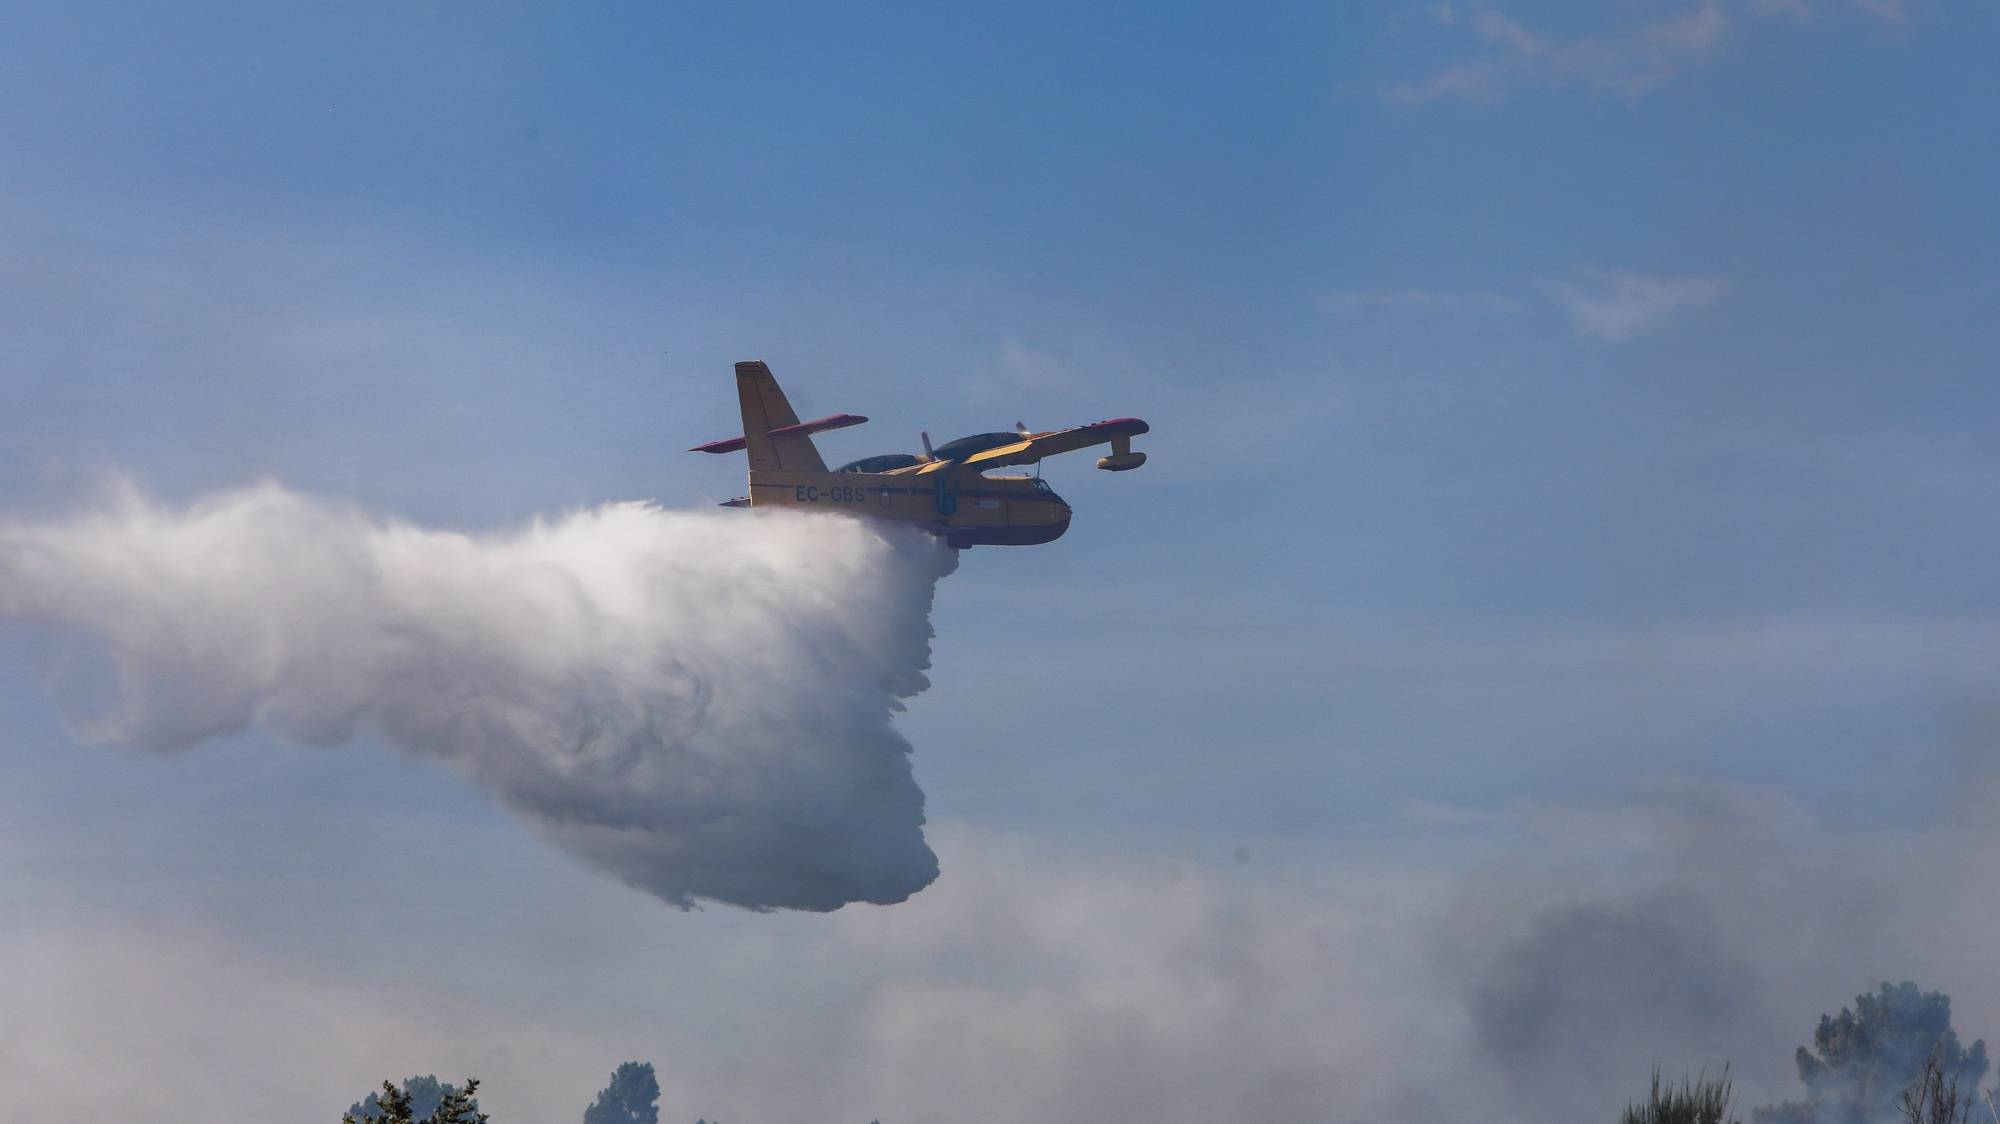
left=692, top=360, right=1149, bottom=547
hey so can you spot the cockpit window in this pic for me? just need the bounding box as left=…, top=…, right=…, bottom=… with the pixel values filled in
left=1031, top=477, right=1055, bottom=494
left=836, top=454, right=922, bottom=474
left=930, top=432, right=1021, bottom=462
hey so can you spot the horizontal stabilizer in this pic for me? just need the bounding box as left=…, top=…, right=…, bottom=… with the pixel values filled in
left=690, top=413, right=869, bottom=454
left=768, top=413, right=868, bottom=439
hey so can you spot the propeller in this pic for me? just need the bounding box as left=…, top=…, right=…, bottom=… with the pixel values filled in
left=1015, top=422, right=1045, bottom=478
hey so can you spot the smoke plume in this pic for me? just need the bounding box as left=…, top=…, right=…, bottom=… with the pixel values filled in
left=0, top=480, right=956, bottom=911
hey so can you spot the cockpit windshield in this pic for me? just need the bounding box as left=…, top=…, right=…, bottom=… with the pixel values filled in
left=930, top=432, right=1021, bottom=462
left=836, top=453, right=922, bottom=474
left=1031, top=477, right=1055, bottom=494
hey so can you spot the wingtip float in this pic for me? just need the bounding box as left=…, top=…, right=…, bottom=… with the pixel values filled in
left=691, top=359, right=1149, bottom=549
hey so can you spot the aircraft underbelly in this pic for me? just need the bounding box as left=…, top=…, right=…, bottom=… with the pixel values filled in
left=944, top=518, right=1071, bottom=548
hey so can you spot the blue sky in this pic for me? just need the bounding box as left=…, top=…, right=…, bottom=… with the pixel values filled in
left=2, top=3, right=1998, bottom=1121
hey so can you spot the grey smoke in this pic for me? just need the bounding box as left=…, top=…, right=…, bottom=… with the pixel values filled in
left=1468, top=889, right=1761, bottom=1118
left=1439, top=779, right=2000, bottom=1121
left=0, top=480, right=956, bottom=911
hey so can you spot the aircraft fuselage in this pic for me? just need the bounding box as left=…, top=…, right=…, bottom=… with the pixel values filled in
left=699, top=360, right=1141, bottom=549
left=748, top=469, right=1072, bottom=548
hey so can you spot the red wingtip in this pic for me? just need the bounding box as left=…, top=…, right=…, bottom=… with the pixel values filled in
left=1090, top=417, right=1150, bottom=435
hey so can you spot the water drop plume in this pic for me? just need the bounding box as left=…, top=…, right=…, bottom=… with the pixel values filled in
left=0, top=480, right=956, bottom=911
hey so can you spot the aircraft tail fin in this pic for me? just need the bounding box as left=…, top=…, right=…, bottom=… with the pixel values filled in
left=733, top=360, right=828, bottom=473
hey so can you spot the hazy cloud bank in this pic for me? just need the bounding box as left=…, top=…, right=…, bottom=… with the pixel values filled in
left=1324, top=269, right=1729, bottom=340
left=0, top=482, right=955, bottom=911
left=8, top=782, right=2000, bottom=1124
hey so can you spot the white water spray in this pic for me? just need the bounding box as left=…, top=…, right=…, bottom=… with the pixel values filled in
left=0, top=481, right=956, bottom=911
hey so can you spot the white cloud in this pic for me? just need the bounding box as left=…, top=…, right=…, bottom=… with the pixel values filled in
left=1541, top=267, right=1732, bottom=340
left=1386, top=0, right=1905, bottom=104
left=963, top=335, right=1106, bottom=411
left=995, top=335, right=1072, bottom=393
left=1387, top=2, right=1733, bottom=103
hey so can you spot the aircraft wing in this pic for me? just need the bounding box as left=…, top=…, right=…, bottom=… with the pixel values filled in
left=942, top=417, right=1150, bottom=470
